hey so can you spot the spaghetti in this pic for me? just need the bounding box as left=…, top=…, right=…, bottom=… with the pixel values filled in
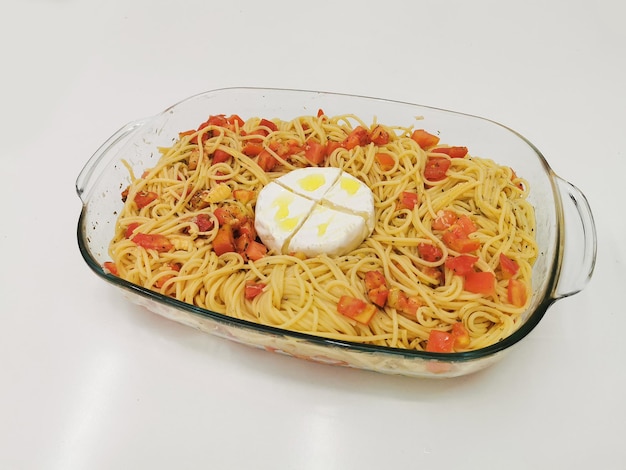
left=105, top=111, right=538, bottom=352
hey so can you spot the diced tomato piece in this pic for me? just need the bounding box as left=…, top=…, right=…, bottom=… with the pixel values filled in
left=246, top=240, right=267, bottom=261
left=193, top=213, right=214, bottom=232
left=103, top=261, right=119, bottom=276
left=424, top=157, right=451, bottom=181
left=270, top=139, right=303, bottom=158
left=452, top=322, right=470, bottom=349
left=206, top=114, right=228, bottom=128
left=421, top=266, right=444, bottom=285
left=317, top=108, right=325, bottom=118
left=367, top=287, right=389, bottom=307
left=226, top=114, right=245, bottom=129
left=179, top=129, right=196, bottom=140
left=242, top=142, right=265, bottom=156
left=238, top=219, right=257, bottom=240
left=456, top=215, right=477, bottom=234
left=131, top=233, right=174, bottom=252
left=507, top=279, right=527, bottom=307
left=257, top=149, right=279, bottom=171
left=432, top=210, right=458, bottom=230
left=375, top=152, right=395, bottom=171
left=304, top=138, right=326, bottom=165
left=370, top=125, right=390, bottom=145
left=431, top=146, right=468, bottom=158
left=398, top=191, right=419, bottom=210
left=342, top=126, right=370, bottom=150
left=325, top=141, right=342, bottom=157
left=364, top=270, right=387, bottom=290
left=212, top=224, right=236, bottom=256
left=499, top=253, right=520, bottom=279
left=442, top=226, right=481, bottom=253
left=445, top=255, right=478, bottom=276
left=214, top=206, right=246, bottom=229
left=245, top=281, right=266, bottom=300
left=125, top=222, right=141, bottom=238
left=426, top=329, right=455, bottom=353
left=212, top=149, right=231, bottom=164
left=417, top=243, right=443, bottom=262
left=232, top=189, right=256, bottom=204
left=134, top=190, right=158, bottom=209
left=410, top=129, right=440, bottom=149
left=364, top=271, right=389, bottom=307
left=337, top=295, right=377, bottom=324
left=387, top=288, right=421, bottom=317
left=259, top=118, right=278, bottom=132
left=464, top=271, right=495, bottom=295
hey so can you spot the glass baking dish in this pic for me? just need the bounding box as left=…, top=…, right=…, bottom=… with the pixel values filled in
left=76, top=87, right=597, bottom=378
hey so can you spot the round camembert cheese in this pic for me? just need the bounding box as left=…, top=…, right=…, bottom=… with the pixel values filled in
left=254, top=167, right=375, bottom=257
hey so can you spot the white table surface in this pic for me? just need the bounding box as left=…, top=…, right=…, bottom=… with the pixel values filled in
left=2, top=1, right=624, bottom=468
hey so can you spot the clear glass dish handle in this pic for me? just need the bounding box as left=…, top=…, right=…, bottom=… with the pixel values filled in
left=553, top=176, right=597, bottom=300
left=75, top=119, right=148, bottom=202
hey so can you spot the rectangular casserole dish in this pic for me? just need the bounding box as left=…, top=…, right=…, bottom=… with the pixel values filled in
left=76, top=87, right=596, bottom=378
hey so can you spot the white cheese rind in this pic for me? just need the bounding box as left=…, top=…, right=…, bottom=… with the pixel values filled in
left=254, top=168, right=376, bottom=257
left=322, top=172, right=376, bottom=233
left=276, top=167, right=341, bottom=201
left=287, top=205, right=369, bottom=257
left=254, top=182, right=316, bottom=254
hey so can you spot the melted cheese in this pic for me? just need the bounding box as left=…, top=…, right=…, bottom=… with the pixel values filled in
left=255, top=168, right=375, bottom=257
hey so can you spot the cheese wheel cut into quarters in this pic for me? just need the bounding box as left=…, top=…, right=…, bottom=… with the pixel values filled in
left=254, top=168, right=375, bottom=257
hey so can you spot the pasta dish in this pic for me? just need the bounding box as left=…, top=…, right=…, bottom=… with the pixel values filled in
left=103, top=110, right=537, bottom=353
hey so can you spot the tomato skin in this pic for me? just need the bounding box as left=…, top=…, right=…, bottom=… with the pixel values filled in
left=432, top=210, right=458, bottom=231
left=442, top=226, right=481, bottom=253
left=304, top=138, right=326, bottom=165
left=424, top=157, right=451, bottom=181
left=342, top=126, right=370, bottom=150
left=214, top=206, right=246, bottom=229
left=398, top=191, right=419, bottom=210
left=131, top=233, right=174, bottom=252
left=445, top=255, right=478, bottom=276
left=193, top=213, right=214, bottom=232
left=103, top=261, right=119, bottom=276
left=245, top=281, right=266, bottom=300
left=464, top=271, right=496, bottom=295
left=245, top=240, right=267, bottom=261
left=499, top=253, right=520, bottom=279
left=257, top=149, right=278, bottom=172
left=125, top=222, right=141, bottom=238
left=325, top=141, right=342, bottom=157
left=364, top=270, right=387, bottom=290
left=337, top=295, right=377, bottom=324
left=507, top=279, right=527, bottom=306
left=452, top=322, right=470, bottom=348
left=212, top=224, right=236, bottom=256
left=364, top=271, right=389, bottom=307
left=232, top=189, right=256, bottom=204
left=431, top=146, right=468, bottom=158
left=375, top=152, right=395, bottom=171
left=387, top=288, right=421, bottom=317
left=259, top=118, right=278, bottom=132
left=456, top=215, right=477, bottom=234
left=426, top=329, right=455, bottom=353
left=426, top=322, right=470, bottom=353
left=370, top=125, right=390, bottom=145
left=417, top=243, right=443, bottom=262
left=134, top=190, right=158, bottom=209
left=411, top=129, right=440, bottom=149
left=242, top=142, right=264, bottom=157
left=212, top=149, right=231, bottom=164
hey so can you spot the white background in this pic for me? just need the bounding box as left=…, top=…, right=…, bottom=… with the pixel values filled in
left=1, top=1, right=624, bottom=468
